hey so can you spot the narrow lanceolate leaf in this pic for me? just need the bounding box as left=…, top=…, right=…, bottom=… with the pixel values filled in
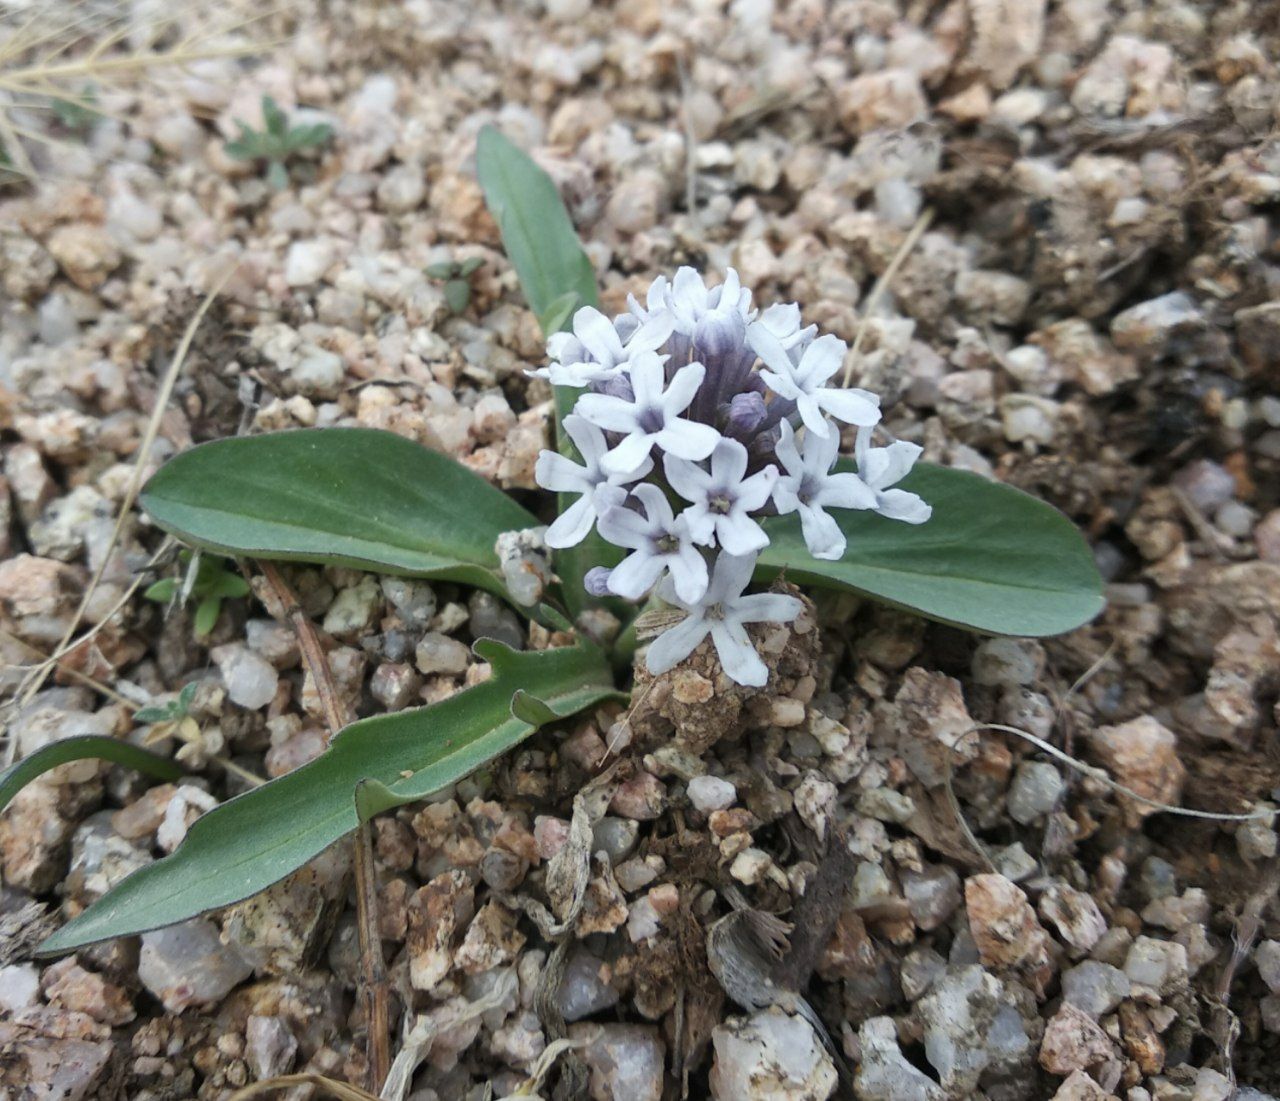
left=140, top=428, right=537, bottom=601
left=39, top=641, right=619, bottom=954
left=758, top=462, right=1105, bottom=638
left=0, top=737, right=182, bottom=812
left=475, top=125, right=598, bottom=325
left=475, top=125, right=610, bottom=617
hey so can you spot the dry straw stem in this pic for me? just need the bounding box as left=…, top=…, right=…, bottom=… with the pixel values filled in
left=11, top=267, right=237, bottom=741
left=842, top=206, right=934, bottom=388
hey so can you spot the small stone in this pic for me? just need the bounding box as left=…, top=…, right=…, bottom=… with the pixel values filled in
left=1007, top=761, right=1065, bottom=825
left=406, top=871, right=475, bottom=991
left=1141, top=888, right=1211, bottom=932
left=966, top=0, right=1046, bottom=89
left=370, top=662, right=420, bottom=710
left=855, top=1016, right=945, bottom=1101
left=956, top=270, right=1032, bottom=326
left=211, top=643, right=279, bottom=710
left=609, top=772, right=666, bottom=820
left=1061, top=960, right=1131, bottom=1018
left=376, top=163, right=427, bottom=212
left=1256, top=940, right=1280, bottom=993
left=710, top=1007, right=837, bottom=1101
left=688, top=775, right=737, bottom=814
left=381, top=577, right=437, bottom=627
left=1039, top=883, right=1108, bottom=953
left=918, top=966, right=1029, bottom=1094
left=138, top=918, right=253, bottom=1012
left=965, top=874, right=1053, bottom=978
left=592, top=817, right=640, bottom=863
left=798, top=772, right=840, bottom=838
left=1124, top=935, right=1189, bottom=994
left=972, top=638, right=1045, bottom=687
left=1111, top=292, right=1204, bottom=356
left=1050, top=1070, right=1111, bottom=1100
left=556, top=950, right=620, bottom=1022
left=857, top=788, right=915, bottom=825
left=1087, top=715, right=1186, bottom=823
left=838, top=70, right=928, bottom=133
left=1256, top=509, right=1280, bottom=563
left=284, top=239, right=335, bottom=286
left=901, top=864, right=962, bottom=931
left=414, top=631, right=470, bottom=676
left=1191, top=1068, right=1234, bottom=1101
left=899, top=947, right=947, bottom=1001
left=246, top=1015, right=297, bottom=1080
left=1172, top=460, right=1236, bottom=513
left=289, top=347, right=345, bottom=400
left=46, top=223, right=121, bottom=289
left=1038, top=1003, right=1116, bottom=1076
left=322, top=576, right=381, bottom=635
left=468, top=589, right=524, bottom=649
left=1000, top=395, right=1061, bottom=446
left=569, top=1022, right=665, bottom=1101
left=0, top=964, right=41, bottom=1014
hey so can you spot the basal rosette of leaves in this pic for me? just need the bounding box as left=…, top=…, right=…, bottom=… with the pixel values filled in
left=0, top=127, right=1104, bottom=954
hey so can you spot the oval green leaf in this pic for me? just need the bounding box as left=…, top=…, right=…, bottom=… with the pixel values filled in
left=39, top=640, right=619, bottom=954
left=1, top=736, right=182, bottom=812
left=140, top=428, right=538, bottom=599
left=757, top=462, right=1105, bottom=637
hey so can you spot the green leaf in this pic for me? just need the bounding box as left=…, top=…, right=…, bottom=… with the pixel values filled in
left=143, top=578, right=177, bottom=603
left=757, top=462, right=1105, bottom=637
left=475, top=125, right=598, bottom=326
left=139, top=428, right=539, bottom=601
left=193, top=596, right=221, bottom=637
left=262, top=96, right=287, bottom=137
left=266, top=160, right=289, bottom=190
left=425, top=260, right=457, bottom=280
left=1, top=737, right=182, bottom=812
left=538, top=291, right=580, bottom=339
left=457, top=256, right=484, bottom=277
left=39, top=640, right=620, bottom=953
left=205, top=571, right=251, bottom=600
left=444, top=278, right=471, bottom=314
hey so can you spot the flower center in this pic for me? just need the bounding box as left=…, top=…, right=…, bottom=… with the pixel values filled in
left=638, top=406, right=666, bottom=433
left=708, top=492, right=733, bottom=515
left=655, top=533, right=680, bottom=554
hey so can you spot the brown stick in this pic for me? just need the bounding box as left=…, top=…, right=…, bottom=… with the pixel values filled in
left=258, top=561, right=392, bottom=1093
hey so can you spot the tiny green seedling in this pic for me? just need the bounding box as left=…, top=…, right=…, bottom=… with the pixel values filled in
left=225, top=95, right=333, bottom=189
left=144, top=550, right=250, bottom=638
left=426, top=256, right=485, bottom=314
left=135, top=683, right=201, bottom=750
left=51, top=86, right=101, bottom=136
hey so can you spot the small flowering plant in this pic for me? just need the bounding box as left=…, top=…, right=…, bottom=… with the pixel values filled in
left=1, top=128, right=1104, bottom=954
left=531, top=268, right=931, bottom=686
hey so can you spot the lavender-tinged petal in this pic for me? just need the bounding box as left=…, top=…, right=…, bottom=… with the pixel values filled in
left=815, top=471, right=878, bottom=511
left=710, top=437, right=749, bottom=484
left=661, top=362, right=706, bottom=415
left=816, top=386, right=882, bottom=428
left=772, top=479, right=802, bottom=515
left=745, top=320, right=795, bottom=377
left=632, top=482, right=675, bottom=528
left=715, top=511, right=769, bottom=555
left=774, top=422, right=803, bottom=478
left=646, top=614, right=711, bottom=675
left=631, top=308, right=676, bottom=353
left=710, top=619, right=768, bottom=687
left=732, top=591, right=804, bottom=625
left=669, top=543, right=710, bottom=603
left=708, top=551, right=758, bottom=603
left=874, top=488, right=933, bottom=524
left=869, top=439, right=923, bottom=488
left=735, top=467, right=778, bottom=512
left=655, top=420, right=720, bottom=462
left=663, top=453, right=714, bottom=502
left=798, top=504, right=847, bottom=560
left=575, top=393, right=639, bottom=434
left=601, top=432, right=656, bottom=477
left=535, top=450, right=591, bottom=494
left=597, top=501, right=655, bottom=548
left=562, top=414, right=606, bottom=467
left=796, top=395, right=833, bottom=438
left=573, top=306, right=626, bottom=366
left=681, top=505, right=717, bottom=546
left=607, top=551, right=667, bottom=600
left=757, top=367, right=801, bottom=403
left=627, top=351, right=667, bottom=404
left=544, top=495, right=597, bottom=549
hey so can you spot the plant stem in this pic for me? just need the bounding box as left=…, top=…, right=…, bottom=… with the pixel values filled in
left=258, top=561, right=392, bottom=1093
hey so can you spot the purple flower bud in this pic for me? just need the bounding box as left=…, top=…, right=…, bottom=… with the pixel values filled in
left=725, top=391, right=767, bottom=437
left=584, top=566, right=614, bottom=596
left=591, top=373, right=635, bottom=401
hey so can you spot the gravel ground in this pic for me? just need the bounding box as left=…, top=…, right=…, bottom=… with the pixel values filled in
left=1, top=1, right=1279, bottom=1099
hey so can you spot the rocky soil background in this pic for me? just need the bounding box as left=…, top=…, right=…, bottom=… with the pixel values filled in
left=1, top=0, right=1279, bottom=1099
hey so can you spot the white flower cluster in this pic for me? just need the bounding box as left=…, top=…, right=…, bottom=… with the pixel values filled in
left=533, top=268, right=931, bottom=687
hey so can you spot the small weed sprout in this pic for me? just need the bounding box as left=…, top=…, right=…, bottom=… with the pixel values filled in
left=225, top=95, right=333, bottom=189
left=426, top=256, right=485, bottom=314
left=51, top=85, right=100, bottom=136
left=144, top=550, right=250, bottom=637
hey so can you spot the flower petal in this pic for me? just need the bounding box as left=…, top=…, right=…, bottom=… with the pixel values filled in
left=814, top=471, right=878, bottom=511
left=601, top=432, right=656, bottom=477
left=746, top=320, right=794, bottom=377
left=628, top=351, right=666, bottom=404
left=607, top=550, right=667, bottom=599
left=662, top=362, right=706, bottom=415
left=664, top=453, right=713, bottom=503
left=733, top=591, right=804, bottom=625
left=796, top=394, right=833, bottom=438
left=669, top=543, right=710, bottom=603
left=562, top=414, right=606, bottom=467
left=798, top=503, right=847, bottom=560
left=535, top=450, right=590, bottom=494
left=871, top=440, right=923, bottom=489
left=708, top=551, right=758, bottom=603
left=796, top=334, right=847, bottom=388
left=575, top=393, right=639, bottom=434
left=816, top=386, right=881, bottom=428
left=710, top=618, right=768, bottom=687
left=597, top=501, right=654, bottom=548
left=572, top=306, right=625, bottom=365
left=544, top=495, right=597, bottom=549
left=875, top=488, right=932, bottom=524
left=710, top=437, right=749, bottom=485
left=735, top=467, right=778, bottom=512
left=716, top=511, right=769, bottom=555
left=646, top=613, right=711, bottom=675
left=655, top=420, right=720, bottom=462
left=758, top=368, right=800, bottom=401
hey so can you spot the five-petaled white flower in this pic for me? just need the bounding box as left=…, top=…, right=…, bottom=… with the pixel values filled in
left=597, top=484, right=708, bottom=603
left=534, top=415, right=649, bottom=548
left=664, top=439, right=777, bottom=555
left=647, top=552, right=803, bottom=687
left=575, top=352, right=720, bottom=477
left=773, top=421, right=877, bottom=560
left=747, top=327, right=882, bottom=438
left=855, top=427, right=932, bottom=524
left=535, top=306, right=673, bottom=388
left=646, top=266, right=754, bottom=340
